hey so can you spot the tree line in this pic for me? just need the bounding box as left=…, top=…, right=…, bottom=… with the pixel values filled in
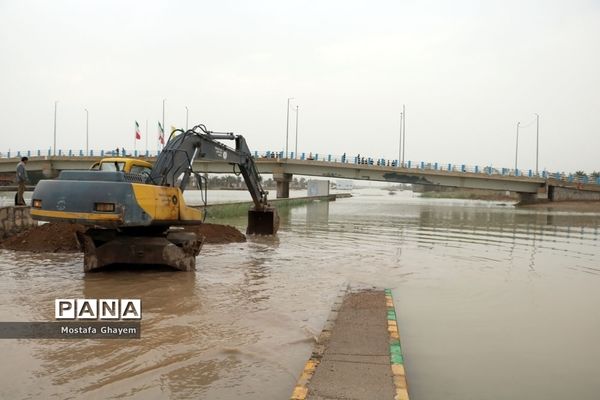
left=196, top=175, right=309, bottom=190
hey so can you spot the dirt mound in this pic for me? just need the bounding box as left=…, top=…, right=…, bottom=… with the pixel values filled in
left=183, top=223, right=246, bottom=244
left=0, top=222, right=84, bottom=253
left=0, top=222, right=245, bottom=253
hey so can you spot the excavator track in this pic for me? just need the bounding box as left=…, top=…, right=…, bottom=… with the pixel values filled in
left=76, top=228, right=203, bottom=272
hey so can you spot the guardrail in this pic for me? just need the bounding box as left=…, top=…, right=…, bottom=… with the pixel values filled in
left=0, top=149, right=157, bottom=158
left=1, top=148, right=599, bottom=185
left=252, top=150, right=600, bottom=185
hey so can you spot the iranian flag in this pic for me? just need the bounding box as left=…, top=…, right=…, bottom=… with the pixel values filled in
left=158, top=121, right=165, bottom=145
left=135, top=121, right=141, bottom=140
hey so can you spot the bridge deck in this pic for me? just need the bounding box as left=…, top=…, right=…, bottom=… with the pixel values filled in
left=0, top=156, right=597, bottom=195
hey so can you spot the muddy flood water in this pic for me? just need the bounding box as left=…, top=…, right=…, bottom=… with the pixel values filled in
left=1, top=188, right=599, bottom=399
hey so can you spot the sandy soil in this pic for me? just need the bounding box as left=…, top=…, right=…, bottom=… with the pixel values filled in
left=182, top=223, right=246, bottom=244
left=0, top=222, right=84, bottom=252
left=0, top=222, right=246, bottom=253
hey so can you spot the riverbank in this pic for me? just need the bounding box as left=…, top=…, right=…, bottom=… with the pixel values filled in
left=417, top=191, right=600, bottom=213
left=0, top=194, right=348, bottom=251
left=518, top=200, right=600, bottom=213
left=418, top=189, right=517, bottom=201
left=0, top=222, right=246, bottom=252
left=200, top=193, right=350, bottom=219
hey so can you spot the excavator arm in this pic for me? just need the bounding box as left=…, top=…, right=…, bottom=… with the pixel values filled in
left=147, top=124, right=278, bottom=234
left=148, top=125, right=269, bottom=210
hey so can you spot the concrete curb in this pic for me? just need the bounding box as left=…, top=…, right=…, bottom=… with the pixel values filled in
left=291, top=286, right=411, bottom=400
left=386, top=288, right=410, bottom=400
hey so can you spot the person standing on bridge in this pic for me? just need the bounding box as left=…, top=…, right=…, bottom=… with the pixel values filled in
left=15, top=156, right=28, bottom=206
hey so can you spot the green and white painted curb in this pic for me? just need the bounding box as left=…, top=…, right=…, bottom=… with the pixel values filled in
left=385, top=288, right=410, bottom=400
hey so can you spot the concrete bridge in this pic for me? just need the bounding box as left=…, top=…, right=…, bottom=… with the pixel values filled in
left=0, top=153, right=598, bottom=203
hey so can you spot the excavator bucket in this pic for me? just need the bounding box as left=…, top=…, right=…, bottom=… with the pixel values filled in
left=247, top=206, right=279, bottom=235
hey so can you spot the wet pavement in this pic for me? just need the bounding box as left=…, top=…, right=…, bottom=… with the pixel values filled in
left=302, top=290, right=396, bottom=400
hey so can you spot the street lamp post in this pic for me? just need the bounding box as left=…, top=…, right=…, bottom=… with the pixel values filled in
left=294, top=105, right=299, bottom=158
left=401, top=104, right=406, bottom=166
left=285, top=97, right=294, bottom=158
left=53, top=101, right=58, bottom=156
left=85, top=108, right=89, bottom=155
left=398, top=111, right=403, bottom=166
left=185, top=106, right=189, bottom=130
left=534, top=113, right=539, bottom=175
left=515, top=121, right=520, bottom=172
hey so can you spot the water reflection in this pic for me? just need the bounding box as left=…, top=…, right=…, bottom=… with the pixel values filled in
left=306, top=200, right=330, bottom=226
left=231, top=238, right=279, bottom=306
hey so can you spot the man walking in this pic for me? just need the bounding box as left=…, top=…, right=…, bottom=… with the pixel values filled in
left=15, top=156, right=28, bottom=206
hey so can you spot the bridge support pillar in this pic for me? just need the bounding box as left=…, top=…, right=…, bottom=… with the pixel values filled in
left=273, top=173, right=293, bottom=198
left=41, top=161, right=59, bottom=179
left=517, top=192, right=540, bottom=205
left=42, top=168, right=59, bottom=179
left=517, top=184, right=550, bottom=205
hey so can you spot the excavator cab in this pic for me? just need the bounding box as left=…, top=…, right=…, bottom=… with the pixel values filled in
left=90, top=158, right=153, bottom=174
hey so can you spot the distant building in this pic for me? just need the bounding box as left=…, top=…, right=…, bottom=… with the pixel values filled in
left=308, top=180, right=330, bottom=196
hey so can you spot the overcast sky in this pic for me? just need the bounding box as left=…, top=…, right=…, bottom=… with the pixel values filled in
left=1, top=0, right=598, bottom=172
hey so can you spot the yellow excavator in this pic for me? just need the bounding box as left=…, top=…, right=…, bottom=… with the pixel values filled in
left=30, top=124, right=279, bottom=272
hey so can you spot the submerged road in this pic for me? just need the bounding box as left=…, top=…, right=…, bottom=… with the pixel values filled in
left=292, top=289, right=409, bottom=400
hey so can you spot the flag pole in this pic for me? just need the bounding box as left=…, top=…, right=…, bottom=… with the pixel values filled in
left=157, top=121, right=164, bottom=155
left=145, top=119, right=148, bottom=155
left=162, top=99, right=166, bottom=151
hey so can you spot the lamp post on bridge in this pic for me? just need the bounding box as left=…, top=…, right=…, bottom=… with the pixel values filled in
left=514, top=121, right=520, bottom=172
left=84, top=108, right=89, bottom=155
left=534, top=113, right=539, bottom=175
left=53, top=101, right=58, bottom=156
left=401, top=104, right=406, bottom=166
left=398, top=111, right=404, bottom=166
left=285, top=97, right=294, bottom=159
left=294, top=105, right=299, bottom=158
